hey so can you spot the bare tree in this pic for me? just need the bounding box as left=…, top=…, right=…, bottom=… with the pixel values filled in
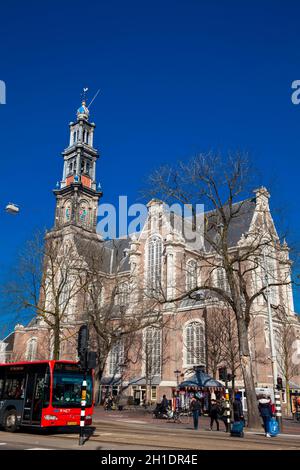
left=80, top=240, right=169, bottom=398
left=205, top=308, right=227, bottom=379
left=146, top=152, right=292, bottom=428
left=3, top=230, right=89, bottom=359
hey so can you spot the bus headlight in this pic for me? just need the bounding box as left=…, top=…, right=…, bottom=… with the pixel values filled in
left=44, top=415, right=58, bottom=421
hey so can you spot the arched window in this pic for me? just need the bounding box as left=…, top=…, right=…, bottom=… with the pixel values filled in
left=144, top=327, right=161, bottom=376
left=264, top=248, right=278, bottom=305
left=147, top=236, right=162, bottom=292
left=73, top=131, right=76, bottom=144
left=26, top=338, right=37, bottom=361
left=186, top=259, right=197, bottom=291
left=117, top=282, right=129, bottom=307
left=184, top=321, right=205, bottom=367
left=216, top=266, right=229, bottom=293
left=109, top=341, right=124, bottom=376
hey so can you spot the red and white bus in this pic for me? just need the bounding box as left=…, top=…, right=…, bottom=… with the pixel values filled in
left=0, top=360, right=94, bottom=432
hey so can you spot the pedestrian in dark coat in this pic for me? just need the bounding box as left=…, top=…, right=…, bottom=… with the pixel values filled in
left=219, top=398, right=229, bottom=432
left=190, top=396, right=201, bottom=430
left=161, top=395, right=169, bottom=412
left=258, top=396, right=273, bottom=437
left=233, top=395, right=244, bottom=422
left=209, top=399, right=220, bottom=431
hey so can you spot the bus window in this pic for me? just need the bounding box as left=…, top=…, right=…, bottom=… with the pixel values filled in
left=0, top=378, right=4, bottom=399
left=52, top=372, right=92, bottom=408
left=3, top=377, right=25, bottom=399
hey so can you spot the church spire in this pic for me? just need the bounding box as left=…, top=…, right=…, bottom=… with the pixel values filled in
left=53, top=95, right=102, bottom=232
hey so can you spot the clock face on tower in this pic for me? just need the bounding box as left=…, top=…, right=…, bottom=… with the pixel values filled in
left=64, top=202, right=72, bottom=223
left=79, top=202, right=88, bottom=225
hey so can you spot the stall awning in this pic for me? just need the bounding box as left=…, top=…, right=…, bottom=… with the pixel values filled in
left=179, top=369, right=224, bottom=389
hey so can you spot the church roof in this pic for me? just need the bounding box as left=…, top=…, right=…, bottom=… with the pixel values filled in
left=203, top=197, right=256, bottom=250
left=169, top=196, right=256, bottom=251
left=74, top=236, right=131, bottom=275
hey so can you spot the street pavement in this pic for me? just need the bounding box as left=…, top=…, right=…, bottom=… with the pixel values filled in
left=93, top=405, right=300, bottom=435
left=0, top=407, right=299, bottom=450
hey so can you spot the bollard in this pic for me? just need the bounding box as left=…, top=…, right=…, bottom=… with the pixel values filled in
left=79, top=376, right=87, bottom=446
left=274, top=390, right=282, bottom=432
left=225, top=387, right=231, bottom=432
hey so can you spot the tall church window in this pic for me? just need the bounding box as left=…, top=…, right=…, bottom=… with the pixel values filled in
left=109, top=341, right=124, bottom=376
left=186, top=259, right=197, bottom=291
left=26, top=338, right=37, bottom=361
left=264, top=248, right=278, bottom=305
left=184, top=321, right=205, bottom=367
left=117, top=282, right=129, bottom=307
left=147, top=236, right=162, bottom=292
left=216, top=266, right=229, bottom=293
left=144, top=327, right=161, bottom=376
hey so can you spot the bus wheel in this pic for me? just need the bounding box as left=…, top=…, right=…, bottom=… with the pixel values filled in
left=4, top=410, right=18, bottom=432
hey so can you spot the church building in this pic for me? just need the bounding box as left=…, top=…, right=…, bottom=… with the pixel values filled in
left=6, top=100, right=300, bottom=406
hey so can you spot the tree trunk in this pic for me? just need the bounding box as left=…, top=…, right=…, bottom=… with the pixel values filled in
left=94, top=365, right=104, bottom=405
left=286, top=380, right=291, bottom=417
left=53, top=317, right=60, bottom=360
left=237, top=317, right=261, bottom=429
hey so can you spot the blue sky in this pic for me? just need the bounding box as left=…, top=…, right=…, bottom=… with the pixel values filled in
left=0, top=0, right=300, bottom=333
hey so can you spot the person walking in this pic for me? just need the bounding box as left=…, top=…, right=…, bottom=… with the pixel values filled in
left=219, top=398, right=229, bottom=432
left=161, top=394, right=169, bottom=413
left=258, top=395, right=273, bottom=437
left=190, top=395, right=201, bottom=430
left=209, top=399, right=220, bottom=431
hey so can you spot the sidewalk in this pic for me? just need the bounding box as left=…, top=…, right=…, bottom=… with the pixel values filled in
left=92, top=405, right=300, bottom=436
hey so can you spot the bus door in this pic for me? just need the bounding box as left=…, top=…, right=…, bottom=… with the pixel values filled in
left=22, top=369, right=46, bottom=425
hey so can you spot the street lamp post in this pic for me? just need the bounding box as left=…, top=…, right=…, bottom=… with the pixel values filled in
left=263, top=249, right=282, bottom=431
left=174, top=369, right=181, bottom=386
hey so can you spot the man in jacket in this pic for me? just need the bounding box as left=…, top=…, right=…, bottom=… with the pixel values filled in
left=233, top=395, right=244, bottom=422
left=190, top=396, right=201, bottom=430
left=258, top=395, right=273, bottom=437
left=209, top=399, right=221, bottom=431
left=160, top=394, right=169, bottom=413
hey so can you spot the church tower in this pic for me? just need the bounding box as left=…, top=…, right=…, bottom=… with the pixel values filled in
left=53, top=99, right=102, bottom=232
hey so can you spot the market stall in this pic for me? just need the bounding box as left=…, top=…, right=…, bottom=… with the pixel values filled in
left=172, top=369, right=225, bottom=414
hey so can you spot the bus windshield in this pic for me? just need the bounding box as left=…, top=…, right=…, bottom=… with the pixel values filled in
left=52, top=364, right=92, bottom=408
